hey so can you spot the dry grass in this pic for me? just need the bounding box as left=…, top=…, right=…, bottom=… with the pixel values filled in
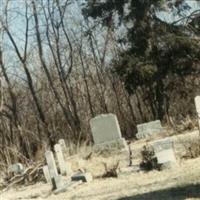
left=182, top=139, right=200, bottom=159
left=1, top=130, right=200, bottom=200
left=101, top=161, right=119, bottom=178
left=1, top=156, right=200, bottom=200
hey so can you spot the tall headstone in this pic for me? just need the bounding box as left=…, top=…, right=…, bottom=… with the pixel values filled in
left=42, top=165, right=51, bottom=183
left=90, top=113, right=128, bottom=151
left=54, top=144, right=71, bottom=176
left=45, top=151, right=58, bottom=179
left=45, top=151, right=69, bottom=193
left=136, top=120, right=164, bottom=139
left=195, top=96, right=200, bottom=130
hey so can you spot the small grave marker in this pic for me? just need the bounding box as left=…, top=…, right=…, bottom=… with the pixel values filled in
left=152, top=138, right=177, bottom=169
left=54, top=144, right=71, bottom=176
left=136, top=120, right=164, bottom=139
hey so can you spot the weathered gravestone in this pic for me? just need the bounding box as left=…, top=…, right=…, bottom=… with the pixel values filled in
left=90, top=114, right=128, bottom=151
left=152, top=138, right=173, bottom=152
left=8, top=163, right=24, bottom=174
left=54, top=144, right=72, bottom=176
left=136, top=120, right=164, bottom=139
left=45, top=150, right=83, bottom=194
left=53, top=175, right=66, bottom=192
left=45, top=151, right=58, bottom=180
left=45, top=150, right=66, bottom=192
left=152, top=138, right=177, bottom=169
left=195, top=96, right=200, bottom=130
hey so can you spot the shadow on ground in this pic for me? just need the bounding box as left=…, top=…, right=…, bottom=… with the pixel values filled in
left=118, top=183, right=200, bottom=200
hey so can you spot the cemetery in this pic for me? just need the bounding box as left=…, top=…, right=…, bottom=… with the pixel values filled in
left=0, top=96, right=199, bottom=199
left=0, top=0, right=199, bottom=199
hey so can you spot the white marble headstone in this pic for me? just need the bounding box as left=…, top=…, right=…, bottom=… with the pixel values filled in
left=54, top=144, right=66, bottom=175
left=45, top=151, right=58, bottom=179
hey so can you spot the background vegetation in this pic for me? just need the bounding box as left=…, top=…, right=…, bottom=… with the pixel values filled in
left=0, top=0, right=199, bottom=167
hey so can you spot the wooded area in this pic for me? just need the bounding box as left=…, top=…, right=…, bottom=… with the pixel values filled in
left=0, top=0, right=199, bottom=168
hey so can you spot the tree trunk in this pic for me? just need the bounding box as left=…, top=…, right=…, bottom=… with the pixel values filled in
left=155, top=80, right=165, bottom=120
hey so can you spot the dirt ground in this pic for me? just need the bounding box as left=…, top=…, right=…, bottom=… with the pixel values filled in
left=1, top=130, right=200, bottom=200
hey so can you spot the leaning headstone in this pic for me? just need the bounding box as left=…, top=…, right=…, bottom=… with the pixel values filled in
left=195, top=96, right=200, bottom=130
left=8, top=163, right=24, bottom=174
left=90, top=113, right=128, bottom=151
left=45, top=151, right=58, bottom=181
left=136, top=120, right=164, bottom=139
left=152, top=138, right=177, bottom=169
left=42, top=165, right=51, bottom=183
left=45, top=151, right=70, bottom=193
left=54, top=144, right=71, bottom=176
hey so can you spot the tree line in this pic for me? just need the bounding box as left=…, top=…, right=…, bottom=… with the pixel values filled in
left=0, top=0, right=199, bottom=167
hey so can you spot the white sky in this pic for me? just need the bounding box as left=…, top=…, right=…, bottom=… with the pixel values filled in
left=157, top=0, right=200, bottom=24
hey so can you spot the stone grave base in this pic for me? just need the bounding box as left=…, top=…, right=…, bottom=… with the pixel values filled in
left=93, top=138, right=128, bottom=152
left=160, top=161, right=178, bottom=170
left=93, top=138, right=130, bottom=169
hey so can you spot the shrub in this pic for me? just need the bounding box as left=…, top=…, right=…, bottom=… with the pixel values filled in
left=140, top=145, right=158, bottom=171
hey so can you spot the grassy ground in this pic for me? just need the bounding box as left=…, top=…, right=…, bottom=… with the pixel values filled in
left=1, top=130, right=200, bottom=200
